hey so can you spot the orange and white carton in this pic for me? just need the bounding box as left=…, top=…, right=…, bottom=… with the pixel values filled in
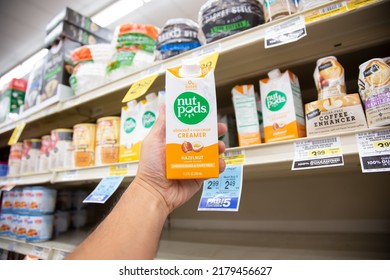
left=231, top=85, right=261, bottom=146
left=260, top=69, right=306, bottom=142
left=165, top=55, right=219, bottom=179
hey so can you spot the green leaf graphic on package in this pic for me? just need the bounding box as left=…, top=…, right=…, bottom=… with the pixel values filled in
left=124, top=117, right=136, bottom=133
left=174, top=92, right=209, bottom=125
left=142, top=111, right=156, bottom=128
left=265, top=91, right=287, bottom=111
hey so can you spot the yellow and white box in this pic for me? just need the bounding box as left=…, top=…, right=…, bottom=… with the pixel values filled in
left=231, top=84, right=261, bottom=146
left=305, top=93, right=368, bottom=137
left=165, top=57, right=219, bottom=179
left=260, top=69, right=306, bottom=143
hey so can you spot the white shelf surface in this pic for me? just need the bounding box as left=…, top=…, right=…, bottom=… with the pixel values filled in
left=0, top=0, right=388, bottom=146
left=1, top=126, right=389, bottom=186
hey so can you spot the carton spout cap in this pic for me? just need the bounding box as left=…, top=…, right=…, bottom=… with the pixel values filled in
left=179, top=59, right=201, bottom=77
left=268, top=69, right=282, bottom=79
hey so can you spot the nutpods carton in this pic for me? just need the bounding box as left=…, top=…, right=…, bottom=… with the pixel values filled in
left=305, top=93, right=368, bottom=137
left=165, top=56, right=219, bottom=179
left=259, top=69, right=306, bottom=143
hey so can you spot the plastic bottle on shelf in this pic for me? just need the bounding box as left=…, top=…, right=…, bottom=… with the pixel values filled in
left=262, top=0, right=298, bottom=22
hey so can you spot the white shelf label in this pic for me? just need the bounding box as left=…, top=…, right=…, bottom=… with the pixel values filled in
left=83, top=176, right=124, bottom=204
left=292, top=136, right=344, bottom=170
left=198, top=165, right=243, bottom=212
left=265, top=16, right=307, bottom=48
left=63, top=170, right=78, bottom=180
left=30, top=246, right=45, bottom=259
left=356, top=129, right=390, bottom=173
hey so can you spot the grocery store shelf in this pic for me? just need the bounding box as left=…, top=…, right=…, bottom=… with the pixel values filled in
left=0, top=172, right=52, bottom=187
left=0, top=0, right=389, bottom=148
left=1, top=126, right=388, bottom=186
left=0, top=229, right=89, bottom=260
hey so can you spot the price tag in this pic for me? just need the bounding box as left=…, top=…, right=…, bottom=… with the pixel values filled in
left=356, top=129, right=390, bottom=173
left=348, top=0, right=378, bottom=11
left=53, top=250, right=68, bottom=260
left=83, top=176, right=124, bottom=204
left=222, top=150, right=245, bottom=165
left=30, top=246, right=45, bottom=259
left=8, top=122, right=26, bottom=145
left=122, top=73, right=159, bottom=103
left=63, top=170, right=78, bottom=180
left=199, top=52, right=219, bottom=75
left=292, top=137, right=344, bottom=170
left=265, top=16, right=306, bottom=48
left=198, top=165, right=243, bottom=212
left=7, top=241, right=16, bottom=252
left=305, top=1, right=348, bottom=23
left=109, top=164, right=129, bottom=176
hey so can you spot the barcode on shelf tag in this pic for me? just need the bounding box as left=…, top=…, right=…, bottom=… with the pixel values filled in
left=198, top=165, right=243, bottom=212
left=292, top=136, right=344, bottom=170
left=356, top=129, right=390, bottom=173
left=30, top=246, right=45, bottom=259
left=265, top=16, right=307, bottom=48
left=222, top=149, right=245, bottom=165
left=83, top=176, right=124, bottom=204
left=305, top=1, right=348, bottom=23
left=109, top=164, right=129, bottom=176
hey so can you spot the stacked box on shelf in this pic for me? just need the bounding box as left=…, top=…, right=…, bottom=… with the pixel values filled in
left=0, top=79, right=27, bottom=123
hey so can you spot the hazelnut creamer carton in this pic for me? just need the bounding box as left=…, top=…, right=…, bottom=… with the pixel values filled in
left=259, top=69, right=306, bottom=142
left=166, top=55, right=219, bottom=179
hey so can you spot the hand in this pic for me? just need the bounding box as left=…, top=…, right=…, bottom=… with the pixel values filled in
left=135, top=104, right=227, bottom=213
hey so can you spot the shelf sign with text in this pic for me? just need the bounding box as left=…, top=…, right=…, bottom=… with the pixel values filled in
left=198, top=150, right=244, bottom=212
left=356, top=129, right=390, bottom=173
left=292, top=137, right=344, bottom=170
left=265, top=15, right=306, bottom=48
left=83, top=176, right=124, bottom=204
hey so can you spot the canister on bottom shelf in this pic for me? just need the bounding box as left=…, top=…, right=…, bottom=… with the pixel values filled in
left=12, top=188, right=24, bottom=212
left=38, top=135, right=51, bottom=172
left=54, top=210, right=70, bottom=235
left=19, top=187, right=32, bottom=213
left=1, top=190, right=14, bottom=211
left=16, top=214, right=29, bottom=240
left=20, top=139, right=41, bottom=174
left=95, top=116, right=120, bottom=165
left=0, top=212, right=13, bottom=236
left=358, top=58, right=390, bottom=127
left=73, top=123, right=96, bottom=167
left=8, top=143, right=23, bottom=176
left=26, top=214, right=54, bottom=242
left=29, top=187, right=57, bottom=214
left=50, top=128, right=73, bottom=169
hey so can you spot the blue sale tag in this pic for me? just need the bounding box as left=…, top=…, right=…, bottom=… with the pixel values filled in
left=83, top=176, right=124, bottom=204
left=198, top=165, right=243, bottom=212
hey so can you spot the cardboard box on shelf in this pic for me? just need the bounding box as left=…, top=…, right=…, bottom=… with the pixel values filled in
left=45, top=21, right=110, bottom=47
left=0, top=78, right=28, bottom=123
left=46, top=7, right=113, bottom=41
left=305, top=93, right=368, bottom=137
left=41, top=38, right=81, bottom=103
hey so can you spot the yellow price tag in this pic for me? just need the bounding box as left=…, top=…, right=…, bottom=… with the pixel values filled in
left=308, top=147, right=341, bottom=157
left=109, top=164, right=129, bottom=176
left=347, top=0, right=378, bottom=10
left=8, top=122, right=26, bottom=145
left=122, top=73, right=159, bottom=103
left=373, top=140, right=390, bottom=149
left=221, top=150, right=245, bottom=165
left=200, top=52, right=219, bottom=76
left=305, top=2, right=348, bottom=23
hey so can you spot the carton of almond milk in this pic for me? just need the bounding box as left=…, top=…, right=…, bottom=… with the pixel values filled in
left=259, top=69, right=306, bottom=142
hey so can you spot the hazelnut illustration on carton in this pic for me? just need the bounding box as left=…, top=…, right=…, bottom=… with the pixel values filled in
left=165, top=53, right=219, bottom=179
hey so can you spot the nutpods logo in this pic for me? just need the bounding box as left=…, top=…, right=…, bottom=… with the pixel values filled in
left=174, top=91, right=209, bottom=125
left=124, top=117, right=136, bottom=133
left=142, top=111, right=156, bottom=128
left=265, top=91, right=287, bottom=112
